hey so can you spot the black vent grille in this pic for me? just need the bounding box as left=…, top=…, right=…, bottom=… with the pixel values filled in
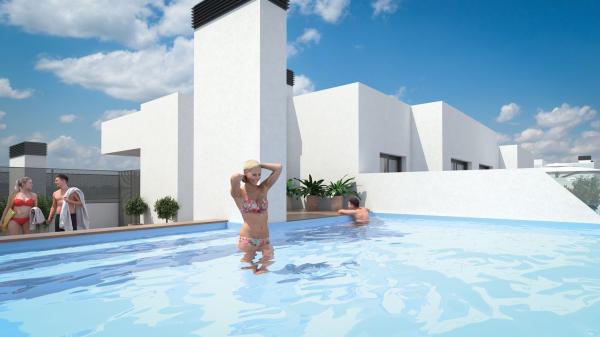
left=287, top=69, right=294, bottom=86
left=192, top=0, right=289, bottom=29
left=9, top=142, right=47, bottom=158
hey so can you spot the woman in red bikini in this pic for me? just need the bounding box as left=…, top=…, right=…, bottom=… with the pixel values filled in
left=230, top=160, right=282, bottom=274
left=1, top=177, right=38, bottom=235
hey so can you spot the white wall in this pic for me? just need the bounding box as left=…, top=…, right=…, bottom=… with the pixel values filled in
left=102, top=92, right=193, bottom=224
left=499, top=145, right=534, bottom=169
left=86, top=203, right=119, bottom=229
left=411, top=101, right=500, bottom=171
left=358, top=83, right=412, bottom=173
left=410, top=102, right=443, bottom=171
left=194, top=0, right=287, bottom=223
left=293, top=83, right=360, bottom=183
left=358, top=169, right=600, bottom=224
left=9, top=155, right=47, bottom=168
left=442, top=102, right=499, bottom=170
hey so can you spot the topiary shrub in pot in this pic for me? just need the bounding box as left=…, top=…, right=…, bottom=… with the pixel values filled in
left=326, top=176, right=359, bottom=211
left=154, top=196, right=180, bottom=223
left=125, top=196, right=148, bottom=225
left=295, top=175, right=326, bottom=211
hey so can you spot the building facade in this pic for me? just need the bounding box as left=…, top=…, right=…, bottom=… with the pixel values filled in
left=99, top=0, right=563, bottom=225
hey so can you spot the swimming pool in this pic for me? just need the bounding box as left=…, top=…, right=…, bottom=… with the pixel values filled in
left=1, top=214, right=599, bottom=336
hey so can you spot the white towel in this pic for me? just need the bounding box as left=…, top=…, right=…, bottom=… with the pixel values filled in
left=59, top=187, right=91, bottom=231
left=29, top=207, right=45, bottom=231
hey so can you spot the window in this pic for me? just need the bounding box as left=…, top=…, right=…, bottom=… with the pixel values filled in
left=451, top=159, right=469, bottom=170
left=479, top=164, right=492, bottom=170
left=380, top=153, right=404, bottom=172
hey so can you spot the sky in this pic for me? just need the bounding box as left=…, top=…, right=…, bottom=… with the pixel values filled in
left=0, top=0, right=599, bottom=170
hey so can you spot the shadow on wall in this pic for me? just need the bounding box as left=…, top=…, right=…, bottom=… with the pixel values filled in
left=498, top=150, right=507, bottom=169
left=288, top=94, right=302, bottom=179
left=409, top=116, right=428, bottom=171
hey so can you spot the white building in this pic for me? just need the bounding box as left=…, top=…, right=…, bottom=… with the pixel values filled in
left=288, top=83, right=532, bottom=183
left=102, top=92, right=194, bottom=223
left=101, top=0, right=598, bottom=225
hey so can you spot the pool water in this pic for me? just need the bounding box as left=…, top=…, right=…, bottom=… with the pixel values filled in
left=1, top=215, right=600, bottom=336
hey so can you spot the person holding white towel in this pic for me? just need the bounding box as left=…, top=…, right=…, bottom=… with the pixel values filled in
left=46, top=174, right=89, bottom=231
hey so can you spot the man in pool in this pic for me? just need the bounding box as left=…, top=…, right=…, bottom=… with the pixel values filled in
left=337, top=197, right=369, bottom=224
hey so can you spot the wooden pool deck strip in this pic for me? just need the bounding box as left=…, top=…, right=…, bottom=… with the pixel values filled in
left=0, top=211, right=340, bottom=243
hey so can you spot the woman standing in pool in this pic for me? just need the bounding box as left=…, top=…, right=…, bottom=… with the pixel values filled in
left=1, top=177, right=38, bottom=235
left=230, top=160, right=282, bottom=274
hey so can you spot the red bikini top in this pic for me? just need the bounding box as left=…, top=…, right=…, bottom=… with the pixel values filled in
left=13, top=197, right=34, bottom=207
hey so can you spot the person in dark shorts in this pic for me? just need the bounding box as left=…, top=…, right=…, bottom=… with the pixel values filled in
left=46, top=174, right=81, bottom=231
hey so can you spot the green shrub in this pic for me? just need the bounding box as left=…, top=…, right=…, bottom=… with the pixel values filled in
left=37, top=195, right=53, bottom=219
left=0, top=198, right=6, bottom=216
left=125, top=197, right=148, bottom=224
left=326, top=175, right=359, bottom=198
left=567, top=175, right=600, bottom=210
left=295, top=175, right=326, bottom=197
left=154, top=196, right=180, bottom=223
left=286, top=179, right=302, bottom=198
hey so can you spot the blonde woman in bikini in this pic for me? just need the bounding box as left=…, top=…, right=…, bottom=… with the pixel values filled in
left=230, top=160, right=282, bottom=274
left=1, top=177, right=38, bottom=235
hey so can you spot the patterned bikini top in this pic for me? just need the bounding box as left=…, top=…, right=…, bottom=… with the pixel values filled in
left=241, top=196, right=268, bottom=214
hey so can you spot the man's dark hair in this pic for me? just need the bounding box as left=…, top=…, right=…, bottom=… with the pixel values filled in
left=348, top=196, right=360, bottom=208
left=56, top=174, right=69, bottom=183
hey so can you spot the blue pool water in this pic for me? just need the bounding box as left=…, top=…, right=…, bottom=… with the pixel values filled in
left=1, top=214, right=600, bottom=336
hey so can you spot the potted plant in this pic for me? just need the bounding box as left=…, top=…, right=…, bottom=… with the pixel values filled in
left=286, top=179, right=302, bottom=210
left=326, top=176, right=359, bottom=211
left=295, top=175, right=326, bottom=211
left=125, top=196, right=148, bottom=225
left=154, top=196, right=180, bottom=223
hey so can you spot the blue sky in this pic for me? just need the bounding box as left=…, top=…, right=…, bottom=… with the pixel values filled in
left=0, top=0, right=599, bottom=169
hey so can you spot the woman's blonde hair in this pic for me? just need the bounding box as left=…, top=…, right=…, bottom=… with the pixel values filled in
left=14, top=177, right=31, bottom=192
left=243, top=159, right=260, bottom=171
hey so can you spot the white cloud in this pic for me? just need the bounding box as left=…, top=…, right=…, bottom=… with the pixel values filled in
left=513, top=103, right=600, bottom=162
left=570, top=131, right=600, bottom=159
left=496, top=133, right=511, bottom=144
left=535, top=103, right=596, bottom=129
left=0, top=124, right=6, bottom=131
left=390, top=86, right=406, bottom=100
left=372, top=0, right=400, bottom=17
left=93, top=109, right=138, bottom=130
left=47, top=135, right=139, bottom=170
left=0, top=135, right=17, bottom=147
left=0, top=0, right=161, bottom=49
left=291, top=0, right=350, bottom=23
left=496, top=102, right=520, bottom=123
left=287, top=43, right=299, bottom=58
left=155, top=0, right=197, bottom=37
left=298, top=28, right=321, bottom=44
left=36, top=37, right=193, bottom=102
left=315, top=0, right=350, bottom=23
left=514, top=128, right=543, bottom=143
left=0, top=77, right=33, bottom=99
left=59, top=114, right=78, bottom=124
left=592, top=120, right=600, bottom=129
left=288, top=28, right=322, bottom=58
left=293, top=74, right=315, bottom=95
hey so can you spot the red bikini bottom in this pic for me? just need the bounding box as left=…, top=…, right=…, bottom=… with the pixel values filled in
left=12, top=217, right=29, bottom=225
